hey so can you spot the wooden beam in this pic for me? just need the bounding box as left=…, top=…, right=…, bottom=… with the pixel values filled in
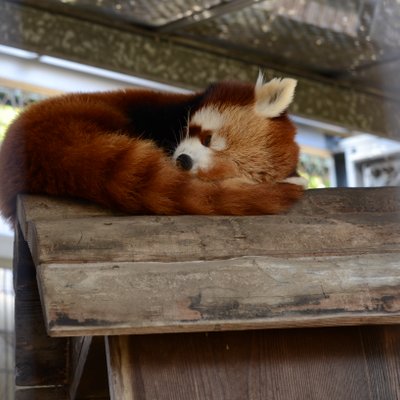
left=1, top=1, right=400, bottom=139
left=16, top=188, right=400, bottom=337
left=28, top=211, right=400, bottom=264
left=22, top=189, right=400, bottom=267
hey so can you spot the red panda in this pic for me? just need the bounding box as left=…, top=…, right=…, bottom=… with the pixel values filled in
left=0, top=75, right=306, bottom=224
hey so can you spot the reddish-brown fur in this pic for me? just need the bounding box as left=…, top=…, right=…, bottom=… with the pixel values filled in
left=0, top=81, right=303, bottom=224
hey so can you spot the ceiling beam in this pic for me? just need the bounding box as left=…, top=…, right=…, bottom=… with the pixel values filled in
left=158, top=0, right=264, bottom=32
left=1, top=0, right=399, bottom=141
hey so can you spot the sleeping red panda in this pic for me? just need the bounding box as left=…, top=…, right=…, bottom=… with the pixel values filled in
left=0, top=75, right=306, bottom=224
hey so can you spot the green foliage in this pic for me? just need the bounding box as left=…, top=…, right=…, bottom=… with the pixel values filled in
left=0, top=105, right=20, bottom=142
left=299, top=152, right=332, bottom=189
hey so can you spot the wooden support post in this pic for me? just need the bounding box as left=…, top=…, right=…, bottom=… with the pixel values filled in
left=70, top=337, right=109, bottom=400
left=13, top=224, right=68, bottom=399
left=106, top=336, right=135, bottom=400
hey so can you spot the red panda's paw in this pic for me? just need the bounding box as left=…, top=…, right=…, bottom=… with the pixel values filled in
left=214, top=180, right=304, bottom=215
left=270, top=181, right=305, bottom=212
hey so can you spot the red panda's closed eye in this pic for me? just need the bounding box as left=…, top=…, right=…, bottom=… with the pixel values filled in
left=201, top=134, right=212, bottom=147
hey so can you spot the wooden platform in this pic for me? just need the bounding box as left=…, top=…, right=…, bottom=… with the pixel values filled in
left=13, top=188, right=400, bottom=399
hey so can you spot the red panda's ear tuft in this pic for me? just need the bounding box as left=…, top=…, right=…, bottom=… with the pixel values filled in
left=254, top=77, right=297, bottom=118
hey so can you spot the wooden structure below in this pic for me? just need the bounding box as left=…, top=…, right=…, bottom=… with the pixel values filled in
left=14, top=188, right=400, bottom=399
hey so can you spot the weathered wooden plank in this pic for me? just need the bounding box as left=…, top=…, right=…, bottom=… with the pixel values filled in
left=18, top=188, right=400, bottom=266
left=105, top=327, right=400, bottom=400
left=36, top=253, right=400, bottom=336
left=27, top=210, right=400, bottom=266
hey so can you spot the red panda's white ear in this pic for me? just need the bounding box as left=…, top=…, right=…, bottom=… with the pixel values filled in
left=254, top=77, right=297, bottom=118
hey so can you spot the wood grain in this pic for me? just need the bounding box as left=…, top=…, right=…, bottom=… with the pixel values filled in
left=105, top=326, right=400, bottom=400
left=37, top=252, right=400, bottom=336
left=27, top=210, right=400, bottom=266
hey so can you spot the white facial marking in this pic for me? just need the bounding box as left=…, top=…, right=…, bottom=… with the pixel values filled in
left=173, top=137, right=212, bottom=173
left=282, top=176, right=308, bottom=188
left=191, top=106, right=224, bottom=131
left=255, top=77, right=297, bottom=118
left=210, top=134, right=227, bottom=151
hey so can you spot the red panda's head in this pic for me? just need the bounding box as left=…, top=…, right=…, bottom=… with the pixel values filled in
left=173, top=76, right=303, bottom=185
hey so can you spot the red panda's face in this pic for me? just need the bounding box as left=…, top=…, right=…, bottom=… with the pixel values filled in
left=173, top=77, right=302, bottom=185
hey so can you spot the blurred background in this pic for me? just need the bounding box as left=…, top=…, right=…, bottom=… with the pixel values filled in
left=1, top=0, right=400, bottom=398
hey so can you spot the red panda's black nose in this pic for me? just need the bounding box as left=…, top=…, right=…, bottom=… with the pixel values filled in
left=176, top=154, right=193, bottom=171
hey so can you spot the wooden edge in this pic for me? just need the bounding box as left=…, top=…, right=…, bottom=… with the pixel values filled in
left=47, top=314, right=400, bottom=337
left=105, top=336, right=135, bottom=400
